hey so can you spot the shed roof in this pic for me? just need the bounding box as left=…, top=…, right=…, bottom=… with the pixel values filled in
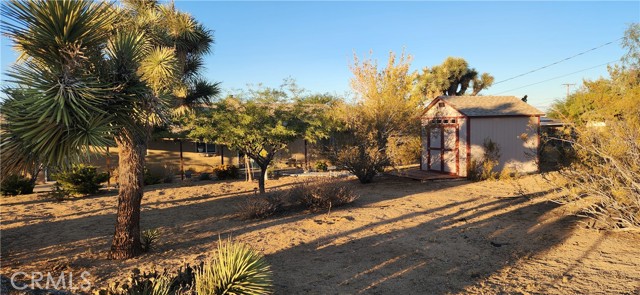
left=434, top=96, right=544, bottom=117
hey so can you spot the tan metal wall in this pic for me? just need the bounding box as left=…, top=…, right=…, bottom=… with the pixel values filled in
left=468, top=116, right=539, bottom=174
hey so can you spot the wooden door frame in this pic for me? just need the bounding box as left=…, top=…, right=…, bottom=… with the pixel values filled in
left=427, top=123, right=459, bottom=175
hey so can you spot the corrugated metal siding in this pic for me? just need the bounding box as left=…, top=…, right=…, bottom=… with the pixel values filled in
left=469, top=117, right=539, bottom=173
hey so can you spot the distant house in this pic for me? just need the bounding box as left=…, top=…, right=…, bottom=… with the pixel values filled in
left=420, top=96, right=545, bottom=177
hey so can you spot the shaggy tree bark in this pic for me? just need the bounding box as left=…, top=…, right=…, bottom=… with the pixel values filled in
left=109, top=132, right=147, bottom=259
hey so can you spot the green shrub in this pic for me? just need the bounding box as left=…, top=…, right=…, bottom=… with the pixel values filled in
left=46, top=182, right=68, bottom=202
left=314, top=161, right=328, bottom=172
left=195, top=239, right=273, bottom=295
left=144, top=165, right=175, bottom=185
left=141, top=228, right=161, bottom=253
left=213, top=164, right=239, bottom=180
left=54, top=165, right=108, bottom=196
left=199, top=172, right=212, bottom=181
left=1, top=174, right=35, bottom=196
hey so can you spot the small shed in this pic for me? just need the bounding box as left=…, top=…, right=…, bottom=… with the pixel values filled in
left=420, top=96, right=544, bottom=177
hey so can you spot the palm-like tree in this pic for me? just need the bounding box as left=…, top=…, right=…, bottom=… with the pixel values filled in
left=1, top=0, right=219, bottom=259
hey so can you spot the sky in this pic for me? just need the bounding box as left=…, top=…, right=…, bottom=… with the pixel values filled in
left=1, top=1, right=639, bottom=112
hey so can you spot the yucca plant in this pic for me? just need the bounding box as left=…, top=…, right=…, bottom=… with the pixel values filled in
left=195, top=239, right=273, bottom=295
left=1, top=0, right=219, bottom=259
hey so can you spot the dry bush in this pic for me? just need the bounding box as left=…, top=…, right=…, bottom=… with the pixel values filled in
left=237, top=179, right=359, bottom=219
left=386, top=135, right=421, bottom=167
left=468, top=139, right=501, bottom=181
left=285, top=179, right=359, bottom=212
left=552, top=119, right=640, bottom=229
left=236, top=194, right=283, bottom=220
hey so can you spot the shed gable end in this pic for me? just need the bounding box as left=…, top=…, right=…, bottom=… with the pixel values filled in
left=422, top=99, right=464, bottom=122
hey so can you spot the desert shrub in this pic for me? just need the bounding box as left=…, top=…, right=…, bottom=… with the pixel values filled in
left=195, top=239, right=273, bottom=295
left=314, top=161, right=328, bottom=172
left=46, top=182, right=69, bottom=202
left=237, top=194, right=283, bottom=220
left=498, top=167, right=520, bottom=181
left=99, top=240, right=271, bottom=295
left=553, top=119, right=640, bottom=229
left=144, top=165, right=175, bottom=185
left=0, top=174, right=34, bottom=196
left=468, top=139, right=501, bottom=181
left=386, top=135, right=421, bottom=167
left=285, top=179, right=359, bottom=212
left=54, top=165, right=109, bottom=196
left=141, top=228, right=161, bottom=253
left=213, top=164, right=239, bottom=180
left=199, top=172, right=211, bottom=181
left=97, top=268, right=175, bottom=295
left=329, top=143, right=389, bottom=184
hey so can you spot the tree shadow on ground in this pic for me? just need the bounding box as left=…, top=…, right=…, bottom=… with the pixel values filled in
left=1, top=176, right=455, bottom=273
left=265, top=182, right=578, bottom=294
left=0, top=175, right=586, bottom=294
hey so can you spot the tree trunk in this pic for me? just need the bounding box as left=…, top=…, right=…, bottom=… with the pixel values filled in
left=245, top=155, right=253, bottom=182
left=109, top=132, right=146, bottom=259
left=258, top=164, right=268, bottom=194
left=29, top=164, right=42, bottom=186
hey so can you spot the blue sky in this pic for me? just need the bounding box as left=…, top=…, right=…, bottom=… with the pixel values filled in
left=1, top=1, right=639, bottom=112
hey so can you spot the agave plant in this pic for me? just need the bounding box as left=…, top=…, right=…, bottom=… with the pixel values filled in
left=1, top=0, right=219, bottom=259
left=195, top=239, right=273, bottom=295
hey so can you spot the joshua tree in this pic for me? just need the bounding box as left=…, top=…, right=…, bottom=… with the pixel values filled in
left=1, top=0, right=218, bottom=259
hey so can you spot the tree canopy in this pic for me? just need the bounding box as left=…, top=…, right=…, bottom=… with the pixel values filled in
left=328, top=51, right=422, bottom=183
left=414, top=57, right=494, bottom=100
left=188, top=82, right=337, bottom=193
left=550, top=23, right=640, bottom=229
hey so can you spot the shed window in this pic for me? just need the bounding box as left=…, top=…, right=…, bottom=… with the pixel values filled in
left=451, top=119, right=456, bottom=123
left=436, top=119, right=442, bottom=123
left=443, top=119, right=449, bottom=123
left=438, top=102, right=445, bottom=108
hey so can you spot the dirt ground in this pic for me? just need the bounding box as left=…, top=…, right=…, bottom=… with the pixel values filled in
left=1, top=174, right=639, bottom=294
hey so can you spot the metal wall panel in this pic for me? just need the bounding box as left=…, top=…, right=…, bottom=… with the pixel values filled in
left=469, top=117, right=539, bottom=173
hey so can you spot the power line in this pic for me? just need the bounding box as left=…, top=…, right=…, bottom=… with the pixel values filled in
left=492, top=60, right=617, bottom=95
left=492, top=38, right=622, bottom=85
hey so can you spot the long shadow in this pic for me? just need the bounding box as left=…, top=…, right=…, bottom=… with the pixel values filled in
left=1, top=179, right=298, bottom=226
left=265, top=188, right=577, bottom=294
left=1, top=175, right=467, bottom=271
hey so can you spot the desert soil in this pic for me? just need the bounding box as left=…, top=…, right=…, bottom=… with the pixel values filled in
left=1, top=174, right=639, bottom=294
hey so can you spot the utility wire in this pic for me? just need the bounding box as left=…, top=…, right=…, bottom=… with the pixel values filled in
left=492, top=60, right=618, bottom=95
left=492, top=38, right=622, bottom=85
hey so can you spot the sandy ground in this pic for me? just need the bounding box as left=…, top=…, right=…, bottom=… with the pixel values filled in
left=1, top=174, right=639, bottom=294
